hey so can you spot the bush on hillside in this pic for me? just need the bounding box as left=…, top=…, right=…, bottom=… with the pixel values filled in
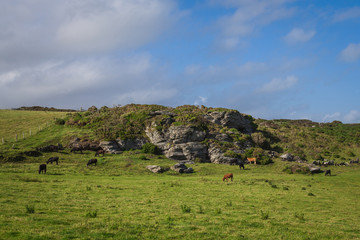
left=55, top=118, right=66, bottom=125
left=142, top=143, right=161, bottom=155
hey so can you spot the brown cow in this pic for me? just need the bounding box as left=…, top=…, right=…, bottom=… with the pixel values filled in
left=222, top=173, right=233, bottom=182
left=95, top=149, right=105, bottom=157
left=71, top=147, right=83, bottom=154
left=247, top=157, right=257, bottom=165
left=87, top=159, right=97, bottom=166
left=47, top=157, right=59, bottom=165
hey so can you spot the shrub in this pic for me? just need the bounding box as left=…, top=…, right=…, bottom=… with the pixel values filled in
left=142, top=143, right=161, bottom=155
left=55, top=118, right=65, bottom=125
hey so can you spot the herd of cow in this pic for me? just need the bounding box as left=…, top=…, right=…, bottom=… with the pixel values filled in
left=38, top=148, right=104, bottom=174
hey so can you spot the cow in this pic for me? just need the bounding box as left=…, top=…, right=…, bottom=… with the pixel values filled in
left=87, top=159, right=97, bottom=166
left=47, top=157, right=59, bottom=165
left=247, top=157, right=257, bottom=165
left=239, top=163, right=245, bottom=170
left=39, top=164, right=47, bottom=174
left=325, top=170, right=331, bottom=176
left=95, top=149, right=105, bottom=157
left=71, top=147, right=83, bottom=154
left=222, top=173, right=233, bottom=182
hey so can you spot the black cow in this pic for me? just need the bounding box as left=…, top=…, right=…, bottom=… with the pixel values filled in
left=87, top=159, right=97, bottom=166
left=325, top=170, right=331, bottom=176
left=71, top=147, right=83, bottom=154
left=47, top=157, right=59, bottom=165
left=95, top=149, right=105, bottom=157
left=239, top=163, right=245, bottom=170
left=39, top=164, right=47, bottom=174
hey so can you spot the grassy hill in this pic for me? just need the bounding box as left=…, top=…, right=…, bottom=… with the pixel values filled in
left=0, top=109, right=69, bottom=143
left=0, top=106, right=359, bottom=239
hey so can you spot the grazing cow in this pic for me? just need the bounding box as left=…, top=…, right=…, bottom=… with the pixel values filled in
left=239, top=163, right=245, bottom=170
left=247, top=157, right=257, bottom=165
left=95, top=149, right=105, bottom=157
left=222, top=173, right=233, bottom=182
left=325, top=170, right=331, bottom=176
left=71, top=147, right=83, bottom=154
left=47, top=157, right=59, bottom=165
left=39, top=164, right=47, bottom=174
left=87, top=159, right=97, bottom=166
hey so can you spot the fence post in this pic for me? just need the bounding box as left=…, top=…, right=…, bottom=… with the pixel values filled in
left=16, top=134, right=18, bottom=142
left=2, top=137, right=4, bottom=144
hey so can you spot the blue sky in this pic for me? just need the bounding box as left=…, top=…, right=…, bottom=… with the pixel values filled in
left=0, top=0, right=359, bottom=123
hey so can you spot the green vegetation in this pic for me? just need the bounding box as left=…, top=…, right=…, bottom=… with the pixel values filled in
left=0, top=151, right=359, bottom=239
left=0, top=107, right=360, bottom=239
left=0, top=110, right=69, bottom=143
left=256, top=119, right=360, bottom=162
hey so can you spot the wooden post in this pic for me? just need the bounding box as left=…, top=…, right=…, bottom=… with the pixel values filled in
left=39, top=125, right=40, bottom=131
left=2, top=137, right=4, bottom=144
left=16, top=134, right=18, bottom=142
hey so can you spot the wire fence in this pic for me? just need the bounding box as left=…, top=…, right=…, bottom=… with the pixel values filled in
left=1, top=120, right=55, bottom=146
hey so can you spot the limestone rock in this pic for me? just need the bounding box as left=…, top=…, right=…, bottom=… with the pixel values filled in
left=204, top=111, right=253, bottom=133
left=171, top=163, right=194, bottom=173
left=280, top=153, right=294, bottom=161
left=208, top=144, right=238, bottom=165
left=117, top=138, right=148, bottom=151
left=99, top=141, right=122, bottom=154
left=308, top=164, right=321, bottom=173
left=146, top=165, right=163, bottom=173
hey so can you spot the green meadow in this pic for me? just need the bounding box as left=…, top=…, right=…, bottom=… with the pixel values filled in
left=0, top=110, right=359, bottom=239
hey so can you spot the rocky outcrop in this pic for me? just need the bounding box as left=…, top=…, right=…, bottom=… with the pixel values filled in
left=99, top=141, right=122, bottom=154
left=308, top=164, right=321, bottom=173
left=146, top=165, right=164, bottom=173
left=69, top=138, right=100, bottom=151
left=171, top=162, right=194, bottom=173
left=117, top=138, right=148, bottom=151
left=208, top=144, right=238, bottom=164
left=204, top=111, right=253, bottom=133
left=146, top=125, right=209, bottom=162
left=280, top=153, right=294, bottom=161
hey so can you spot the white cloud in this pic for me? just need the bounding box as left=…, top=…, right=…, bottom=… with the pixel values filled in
left=214, top=0, right=295, bottom=50
left=55, top=0, right=179, bottom=53
left=0, top=0, right=181, bottom=63
left=0, top=54, right=179, bottom=108
left=259, top=75, right=298, bottom=93
left=194, top=96, right=208, bottom=105
left=343, top=110, right=360, bottom=123
left=322, top=112, right=341, bottom=122
left=340, top=43, right=360, bottom=62
left=333, top=6, right=360, bottom=22
left=284, top=28, right=316, bottom=44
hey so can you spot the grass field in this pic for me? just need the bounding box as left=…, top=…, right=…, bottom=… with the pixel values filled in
left=0, top=150, right=359, bottom=240
left=0, top=110, right=359, bottom=239
left=0, top=110, right=69, bottom=143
